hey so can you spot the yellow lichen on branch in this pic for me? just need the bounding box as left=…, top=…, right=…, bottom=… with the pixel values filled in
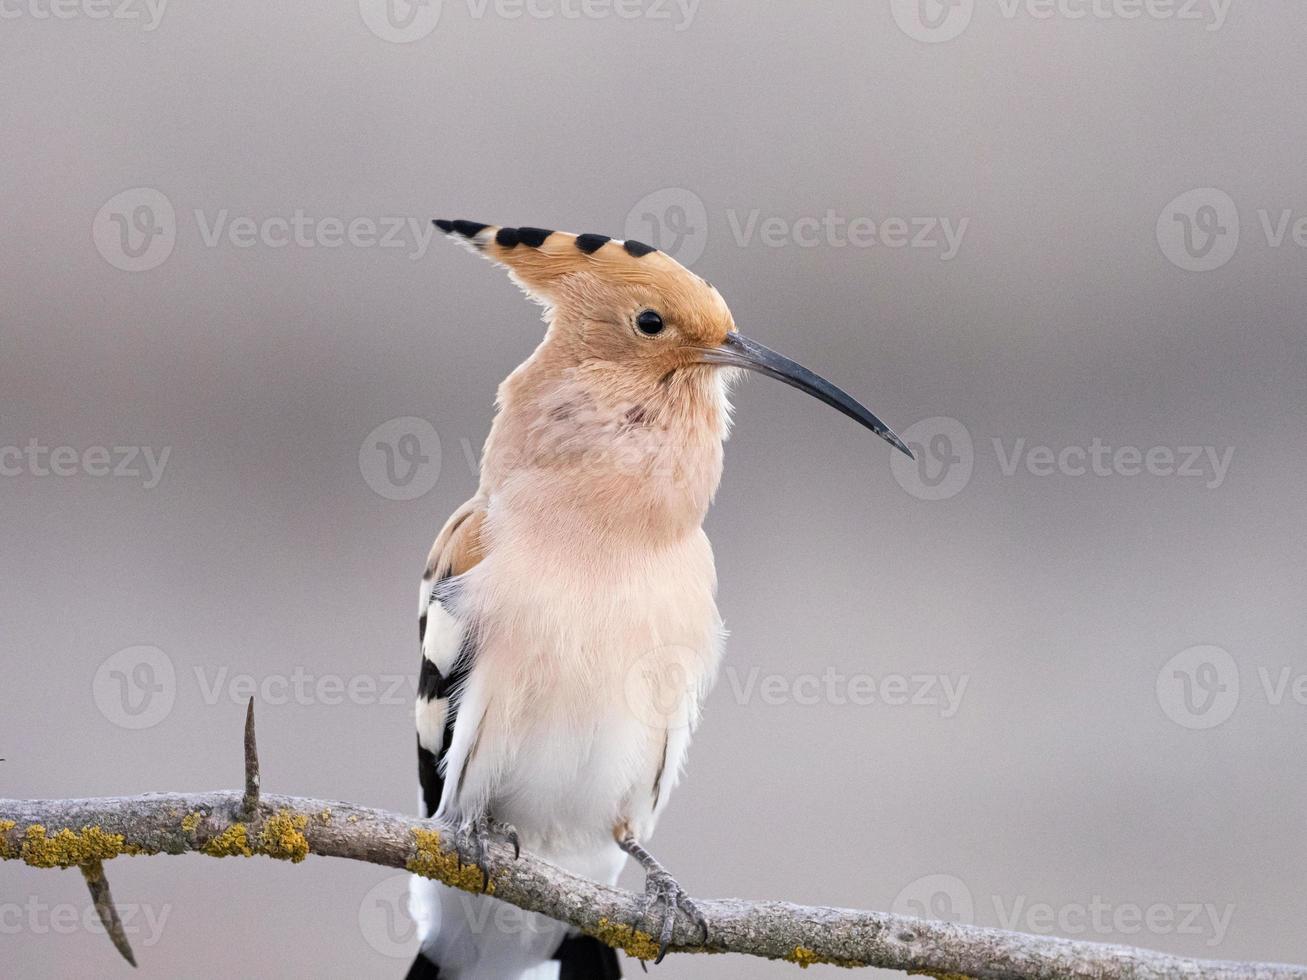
left=407, top=827, right=492, bottom=893
left=195, top=810, right=310, bottom=861
left=589, top=916, right=661, bottom=961
left=18, top=825, right=131, bottom=868
left=788, top=945, right=863, bottom=969
left=259, top=810, right=309, bottom=863
left=203, top=823, right=253, bottom=858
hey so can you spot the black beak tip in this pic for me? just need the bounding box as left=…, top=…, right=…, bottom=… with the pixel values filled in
left=886, top=431, right=914, bottom=460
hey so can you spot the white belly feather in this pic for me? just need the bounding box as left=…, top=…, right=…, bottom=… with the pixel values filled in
left=411, top=524, right=723, bottom=979
left=438, top=524, right=724, bottom=859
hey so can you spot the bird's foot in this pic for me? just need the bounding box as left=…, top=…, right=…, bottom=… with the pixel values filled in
left=618, top=835, right=709, bottom=963
left=637, top=866, right=708, bottom=963
left=458, top=815, right=521, bottom=891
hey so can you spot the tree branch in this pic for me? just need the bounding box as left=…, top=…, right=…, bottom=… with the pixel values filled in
left=80, top=859, right=136, bottom=967
left=1, top=709, right=1303, bottom=978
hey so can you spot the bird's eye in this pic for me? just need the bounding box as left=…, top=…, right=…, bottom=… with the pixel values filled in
left=635, top=310, right=665, bottom=336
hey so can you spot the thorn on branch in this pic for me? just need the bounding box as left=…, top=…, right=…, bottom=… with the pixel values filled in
left=81, top=860, right=137, bottom=968
left=242, top=698, right=260, bottom=816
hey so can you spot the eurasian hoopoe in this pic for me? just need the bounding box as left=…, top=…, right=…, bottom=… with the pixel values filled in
left=408, top=219, right=911, bottom=980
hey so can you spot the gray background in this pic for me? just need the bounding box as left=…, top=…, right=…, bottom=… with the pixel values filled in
left=3, top=1, right=1306, bottom=976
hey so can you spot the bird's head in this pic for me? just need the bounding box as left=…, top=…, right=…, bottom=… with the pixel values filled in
left=433, top=219, right=912, bottom=459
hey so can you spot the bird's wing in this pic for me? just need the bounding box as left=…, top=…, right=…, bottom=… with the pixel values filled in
left=416, top=496, right=487, bottom=818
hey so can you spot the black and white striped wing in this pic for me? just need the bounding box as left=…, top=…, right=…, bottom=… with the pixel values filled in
left=415, top=500, right=485, bottom=819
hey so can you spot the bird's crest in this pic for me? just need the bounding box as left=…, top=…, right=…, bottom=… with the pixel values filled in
left=432, top=219, right=727, bottom=328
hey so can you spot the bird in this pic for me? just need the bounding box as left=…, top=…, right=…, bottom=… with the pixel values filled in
left=407, top=219, right=912, bottom=980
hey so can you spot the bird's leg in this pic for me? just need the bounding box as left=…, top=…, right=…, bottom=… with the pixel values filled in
left=457, top=814, right=521, bottom=891
left=616, top=831, right=709, bottom=963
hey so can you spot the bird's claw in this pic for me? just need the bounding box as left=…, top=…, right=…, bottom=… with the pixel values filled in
left=494, top=818, right=521, bottom=860
left=635, top=868, right=708, bottom=964
left=457, top=816, right=521, bottom=891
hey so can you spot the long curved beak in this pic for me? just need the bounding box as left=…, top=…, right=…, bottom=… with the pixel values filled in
left=699, top=332, right=914, bottom=459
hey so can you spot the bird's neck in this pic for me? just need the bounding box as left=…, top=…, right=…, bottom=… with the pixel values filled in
left=480, top=354, right=730, bottom=550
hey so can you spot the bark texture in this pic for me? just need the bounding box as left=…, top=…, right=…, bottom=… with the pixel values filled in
left=1, top=790, right=1303, bottom=979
